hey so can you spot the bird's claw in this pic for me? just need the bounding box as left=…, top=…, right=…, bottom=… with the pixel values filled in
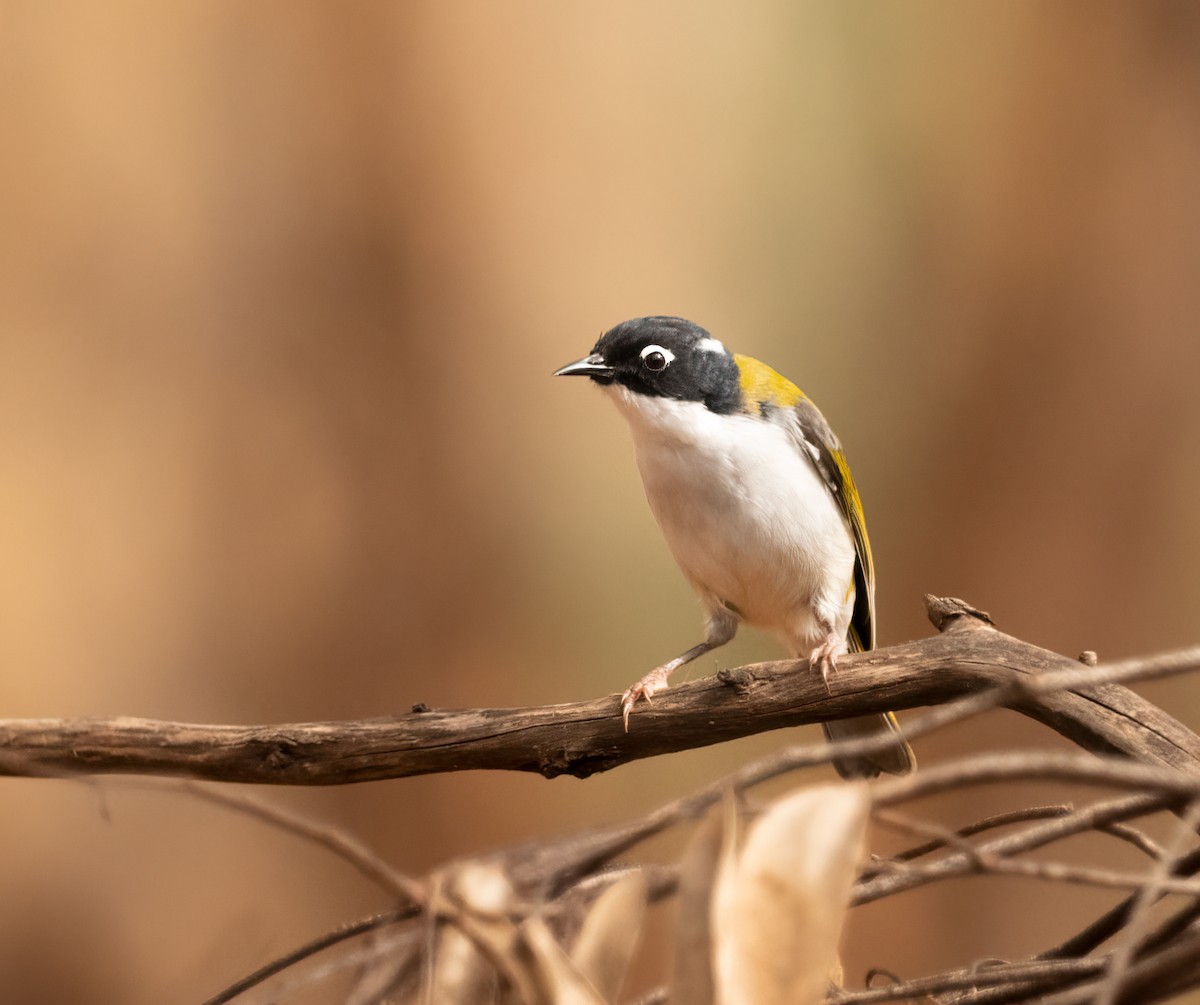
left=809, top=637, right=841, bottom=694
left=620, top=672, right=669, bottom=731
left=620, top=688, right=644, bottom=731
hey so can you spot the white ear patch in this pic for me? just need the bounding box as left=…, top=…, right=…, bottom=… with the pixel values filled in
left=696, top=337, right=726, bottom=354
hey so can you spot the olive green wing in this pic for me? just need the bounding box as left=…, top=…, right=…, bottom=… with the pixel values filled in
left=789, top=398, right=876, bottom=653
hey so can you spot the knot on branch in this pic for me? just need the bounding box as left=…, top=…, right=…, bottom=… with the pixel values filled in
left=253, top=738, right=306, bottom=774
left=538, top=748, right=622, bottom=781
left=717, top=667, right=757, bottom=694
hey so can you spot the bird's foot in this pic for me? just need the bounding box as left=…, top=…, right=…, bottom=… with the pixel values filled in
left=620, top=667, right=672, bottom=731
left=809, top=635, right=843, bottom=693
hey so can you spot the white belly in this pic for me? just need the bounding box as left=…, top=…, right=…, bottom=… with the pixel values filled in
left=608, top=387, right=855, bottom=648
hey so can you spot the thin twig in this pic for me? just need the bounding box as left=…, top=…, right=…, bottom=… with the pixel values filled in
left=229, top=926, right=419, bottom=1005
left=978, top=854, right=1200, bottom=897
left=872, top=808, right=994, bottom=868
left=201, top=908, right=417, bottom=1005
left=1096, top=821, right=1168, bottom=860
left=831, top=956, right=1106, bottom=1003
left=1095, top=800, right=1200, bottom=1005
left=1039, top=846, right=1200, bottom=961
left=171, top=780, right=425, bottom=905
left=858, top=789, right=1180, bottom=904
left=1003, top=924, right=1200, bottom=1005
left=877, top=804, right=1073, bottom=866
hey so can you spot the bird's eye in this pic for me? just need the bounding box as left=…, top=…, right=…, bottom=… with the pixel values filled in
left=640, top=344, right=673, bottom=372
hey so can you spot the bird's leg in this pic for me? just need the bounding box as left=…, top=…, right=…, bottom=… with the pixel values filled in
left=621, top=608, right=737, bottom=730
left=809, top=614, right=847, bottom=693
left=619, top=643, right=711, bottom=730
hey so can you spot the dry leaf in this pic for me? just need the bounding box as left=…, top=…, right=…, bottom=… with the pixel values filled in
left=670, top=803, right=728, bottom=1005
left=517, top=916, right=608, bottom=1005
left=569, top=871, right=648, bottom=1002
left=428, top=862, right=518, bottom=1004
left=426, top=923, right=499, bottom=1005
left=712, top=782, right=870, bottom=1005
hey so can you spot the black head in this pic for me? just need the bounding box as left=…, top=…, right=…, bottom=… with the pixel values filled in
left=554, top=316, right=741, bottom=414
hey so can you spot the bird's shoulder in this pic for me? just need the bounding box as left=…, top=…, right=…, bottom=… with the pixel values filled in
left=732, top=353, right=807, bottom=412
left=731, top=354, right=844, bottom=480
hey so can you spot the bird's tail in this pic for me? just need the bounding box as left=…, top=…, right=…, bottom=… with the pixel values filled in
left=823, top=711, right=915, bottom=779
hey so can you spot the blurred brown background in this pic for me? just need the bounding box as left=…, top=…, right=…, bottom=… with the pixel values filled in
left=2, top=2, right=1200, bottom=1002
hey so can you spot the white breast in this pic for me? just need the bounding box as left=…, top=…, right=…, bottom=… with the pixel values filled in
left=607, top=386, right=856, bottom=651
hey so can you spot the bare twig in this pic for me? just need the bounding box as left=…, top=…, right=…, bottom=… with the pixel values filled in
left=973, top=854, right=1200, bottom=897
left=1095, top=800, right=1200, bottom=1005
left=872, top=753, right=1200, bottom=808
left=872, top=808, right=995, bottom=867
left=1039, top=846, right=1200, bottom=961
left=1096, top=821, right=1168, bottom=860
left=877, top=804, right=1074, bottom=866
left=170, top=781, right=425, bottom=905
left=228, top=926, right=419, bottom=1005
left=201, top=908, right=417, bottom=1005
left=830, top=956, right=1107, bottom=1003
left=857, top=789, right=1181, bottom=904
left=1007, top=924, right=1200, bottom=1005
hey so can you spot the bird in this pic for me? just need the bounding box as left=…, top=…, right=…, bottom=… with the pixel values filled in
left=554, top=315, right=914, bottom=779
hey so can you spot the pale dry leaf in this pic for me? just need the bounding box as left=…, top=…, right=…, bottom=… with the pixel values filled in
left=517, top=916, right=608, bottom=1005
left=568, top=870, right=648, bottom=1003
left=425, top=924, right=499, bottom=1005
left=712, top=782, right=870, bottom=1005
left=428, top=862, right=519, bottom=1004
left=670, top=806, right=727, bottom=1005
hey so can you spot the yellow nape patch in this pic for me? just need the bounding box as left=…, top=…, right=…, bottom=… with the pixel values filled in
left=734, top=354, right=806, bottom=412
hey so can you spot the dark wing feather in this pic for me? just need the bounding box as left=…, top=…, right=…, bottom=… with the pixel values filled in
left=789, top=398, right=875, bottom=652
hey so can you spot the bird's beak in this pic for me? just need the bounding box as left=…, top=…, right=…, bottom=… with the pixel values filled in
left=553, top=353, right=614, bottom=379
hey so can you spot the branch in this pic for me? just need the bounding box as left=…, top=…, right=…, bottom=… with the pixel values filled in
left=1, top=597, right=1198, bottom=785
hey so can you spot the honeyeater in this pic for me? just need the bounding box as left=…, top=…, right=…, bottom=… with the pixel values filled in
left=555, top=315, right=914, bottom=779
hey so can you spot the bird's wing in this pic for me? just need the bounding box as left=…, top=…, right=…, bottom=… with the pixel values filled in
left=730, top=354, right=875, bottom=650
left=788, top=398, right=876, bottom=652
